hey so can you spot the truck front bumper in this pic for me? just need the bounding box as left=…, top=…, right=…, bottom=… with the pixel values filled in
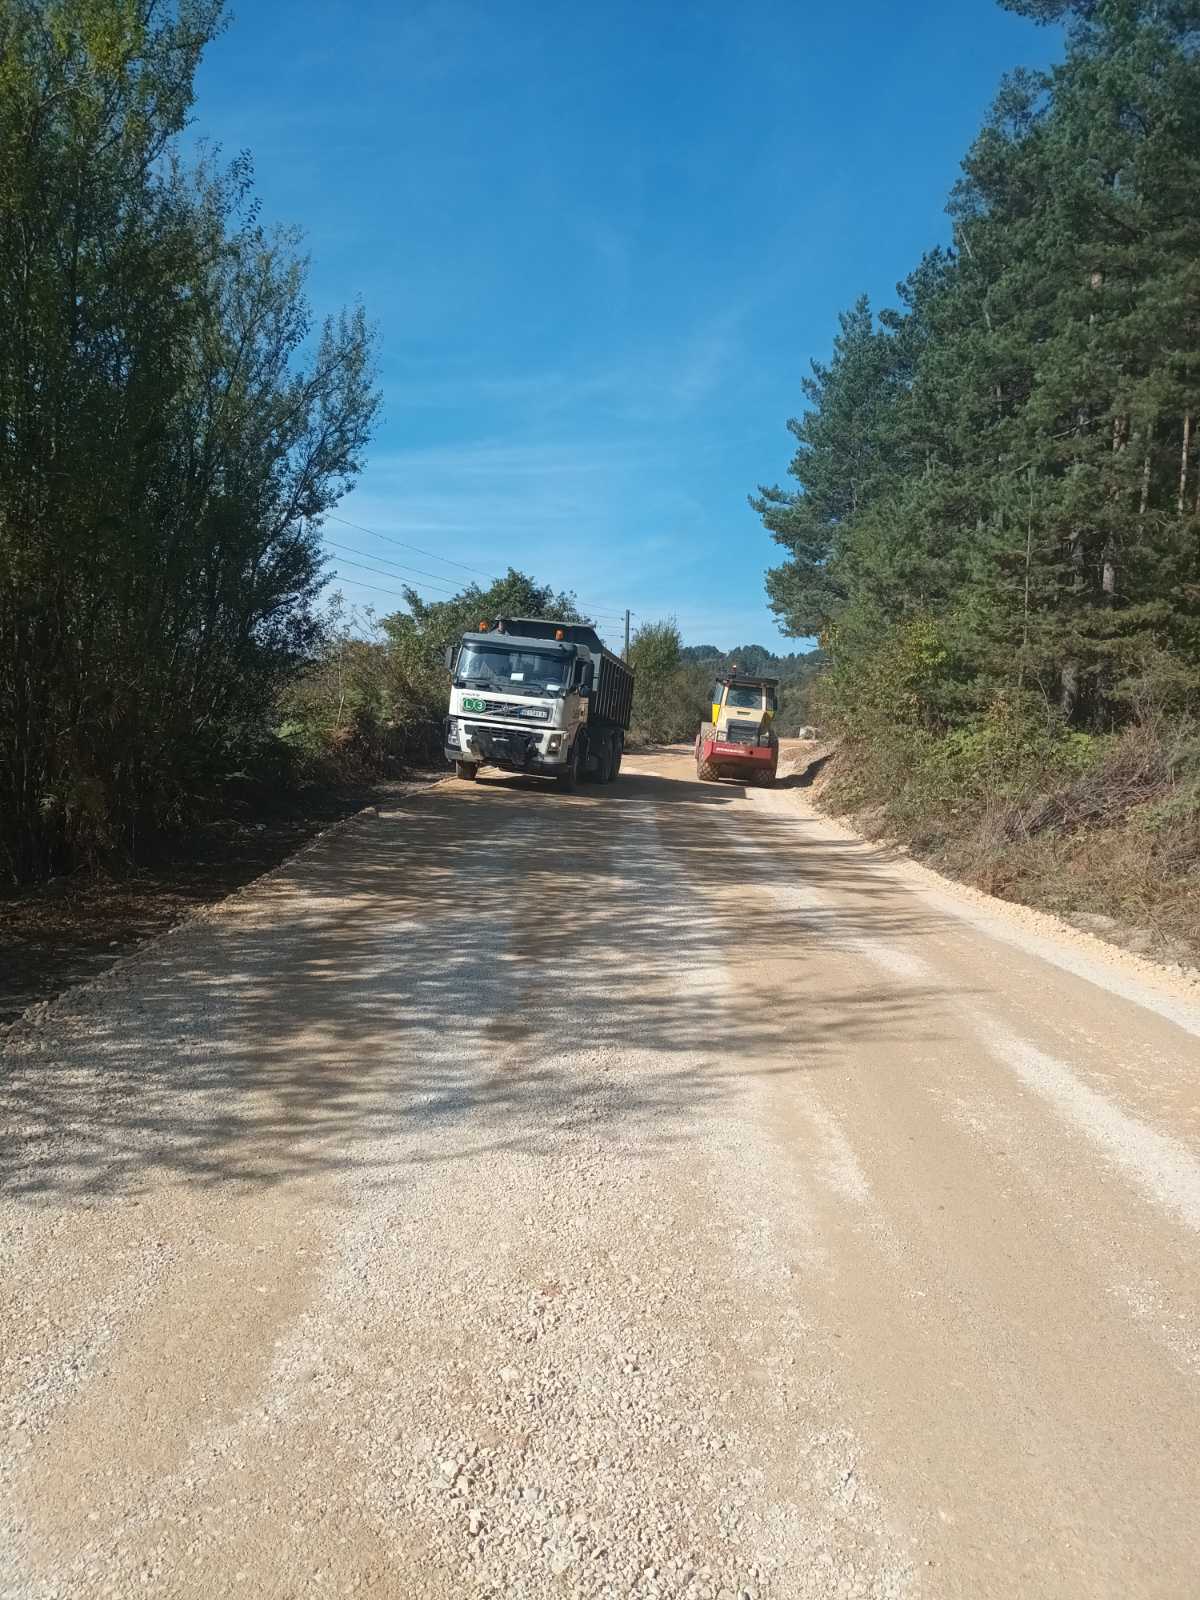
left=446, top=719, right=567, bottom=773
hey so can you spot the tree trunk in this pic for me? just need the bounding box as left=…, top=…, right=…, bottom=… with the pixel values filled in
left=1102, top=416, right=1129, bottom=603
left=1060, top=659, right=1080, bottom=721
left=1180, top=415, right=1192, bottom=515
left=1019, top=468, right=1034, bottom=689
left=1060, top=528, right=1086, bottom=721
left=1102, top=545, right=1117, bottom=598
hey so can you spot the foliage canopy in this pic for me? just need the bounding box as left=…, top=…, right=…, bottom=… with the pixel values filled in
left=0, top=0, right=379, bottom=880
left=756, top=0, right=1200, bottom=739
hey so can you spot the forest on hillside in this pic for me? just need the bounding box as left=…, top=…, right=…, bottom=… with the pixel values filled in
left=755, top=0, right=1200, bottom=953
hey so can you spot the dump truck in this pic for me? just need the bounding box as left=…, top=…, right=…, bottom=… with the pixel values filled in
left=695, top=670, right=779, bottom=786
left=445, top=617, right=634, bottom=790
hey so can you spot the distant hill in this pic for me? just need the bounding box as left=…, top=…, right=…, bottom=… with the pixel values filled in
left=679, top=644, right=828, bottom=733
left=679, top=643, right=826, bottom=680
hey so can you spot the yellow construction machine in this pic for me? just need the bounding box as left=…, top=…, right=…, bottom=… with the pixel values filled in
left=695, top=671, right=779, bottom=786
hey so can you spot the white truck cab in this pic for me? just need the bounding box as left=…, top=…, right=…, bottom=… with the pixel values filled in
left=445, top=618, right=633, bottom=791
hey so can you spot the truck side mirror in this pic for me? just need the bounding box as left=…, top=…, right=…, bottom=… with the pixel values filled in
left=444, top=644, right=455, bottom=671
left=579, top=662, right=594, bottom=691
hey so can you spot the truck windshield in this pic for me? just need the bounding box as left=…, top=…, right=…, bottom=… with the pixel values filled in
left=457, top=644, right=569, bottom=696
left=726, top=687, right=763, bottom=710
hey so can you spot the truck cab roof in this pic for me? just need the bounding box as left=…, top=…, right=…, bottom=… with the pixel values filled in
left=489, top=617, right=607, bottom=653
left=458, top=628, right=578, bottom=660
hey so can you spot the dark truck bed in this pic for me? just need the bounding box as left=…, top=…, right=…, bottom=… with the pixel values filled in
left=491, top=618, right=633, bottom=732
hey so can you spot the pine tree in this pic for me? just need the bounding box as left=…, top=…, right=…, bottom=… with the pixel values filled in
left=756, top=0, right=1200, bottom=729
left=752, top=297, right=913, bottom=640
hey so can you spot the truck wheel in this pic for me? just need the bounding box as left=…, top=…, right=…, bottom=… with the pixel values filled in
left=454, top=761, right=478, bottom=781
left=609, top=737, right=623, bottom=782
left=696, top=757, right=719, bottom=782
left=556, top=743, right=579, bottom=792
left=751, top=769, right=775, bottom=788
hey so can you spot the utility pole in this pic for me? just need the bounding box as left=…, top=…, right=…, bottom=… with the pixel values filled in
left=623, top=608, right=631, bottom=660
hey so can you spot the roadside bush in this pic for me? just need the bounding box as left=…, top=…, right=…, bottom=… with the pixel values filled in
left=277, top=611, right=440, bottom=781
left=819, top=617, right=964, bottom=742
left=627, top=621, right=710, bottom=744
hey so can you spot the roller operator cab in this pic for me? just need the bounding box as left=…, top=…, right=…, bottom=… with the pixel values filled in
left=695, top=671, right=780, bottom=786
left=444, top=617, right=634, bottom=791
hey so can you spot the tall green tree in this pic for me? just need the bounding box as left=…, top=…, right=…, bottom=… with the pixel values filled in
left=0, top=1, right=378, bottom=879
left=753, top=297, right=907, bottom=640
left=627, top=620, right=712, bottom=742
left=757, top=0, right=1200, bottom=731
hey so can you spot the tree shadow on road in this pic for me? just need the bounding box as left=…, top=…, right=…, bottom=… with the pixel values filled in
left=1, top=763, right=965, bottom=1202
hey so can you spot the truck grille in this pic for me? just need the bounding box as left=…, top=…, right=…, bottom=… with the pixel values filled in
left=465, top=698, right=549, bottom=720
left=725, top=719, right=762, bottom=745
left=463, top=724, right=541, bottom=760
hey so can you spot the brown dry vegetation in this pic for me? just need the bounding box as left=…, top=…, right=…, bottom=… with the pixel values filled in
left=810, top=719, right=1200, bottom=968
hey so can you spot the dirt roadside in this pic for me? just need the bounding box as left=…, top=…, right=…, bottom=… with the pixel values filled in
left=776, top=737, right=1200, bottom=983
left=0, top=775, right=440, bottom=1031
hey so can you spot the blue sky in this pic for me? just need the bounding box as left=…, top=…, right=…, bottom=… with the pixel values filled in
left=194, top=0, right=1059, bottom=654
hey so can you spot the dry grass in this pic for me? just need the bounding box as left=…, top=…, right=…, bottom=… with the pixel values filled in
left=815, top=721, right=1200, bottom=968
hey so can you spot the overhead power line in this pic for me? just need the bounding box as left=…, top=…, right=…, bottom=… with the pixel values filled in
left=326, top=538, right=629, bottom=623
left=323, top=554, right=628, bottom=628
left=323, top=572, right=414, bottom=605
left=320, top=560, right=623, bottom=638
left=323, top=540, right=462, bottom=594
left=319, top=511, right=633, bottom=625
left=324, top=511, right=503, bottom=583
left=323, top=554, right=461, bottom=596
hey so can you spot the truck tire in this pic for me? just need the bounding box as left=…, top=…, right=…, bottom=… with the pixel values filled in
left=608, top=735, right=623, bottom=782
left=576, top=732, right=595, bottom=782
left=454, top=761, right=478, bottom=781
left=696, top=755, right=719, bottom=782
left=556, top=742, right=579, bottom=792
left=750, top=768, right=775, bottom=787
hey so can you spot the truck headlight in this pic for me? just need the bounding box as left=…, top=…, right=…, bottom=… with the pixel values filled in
left=546, top=733, right=562, bottom=753
left=446, top=719, right=460, bottom=748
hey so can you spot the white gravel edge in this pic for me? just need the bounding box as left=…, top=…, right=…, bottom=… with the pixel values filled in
left=770, top=757, right=1200, bottom=1029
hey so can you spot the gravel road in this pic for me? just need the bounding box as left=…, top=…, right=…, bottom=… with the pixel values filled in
left=3, top=750, right=1199, bottom=1598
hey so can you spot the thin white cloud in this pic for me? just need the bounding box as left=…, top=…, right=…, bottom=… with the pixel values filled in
left=381, top=300, right=751, bottom=426
left=365, top=440, right=644, bottom=480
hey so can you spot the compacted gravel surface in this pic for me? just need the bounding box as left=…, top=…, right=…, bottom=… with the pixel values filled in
left=2, top=751, right=1199, bottom=1598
